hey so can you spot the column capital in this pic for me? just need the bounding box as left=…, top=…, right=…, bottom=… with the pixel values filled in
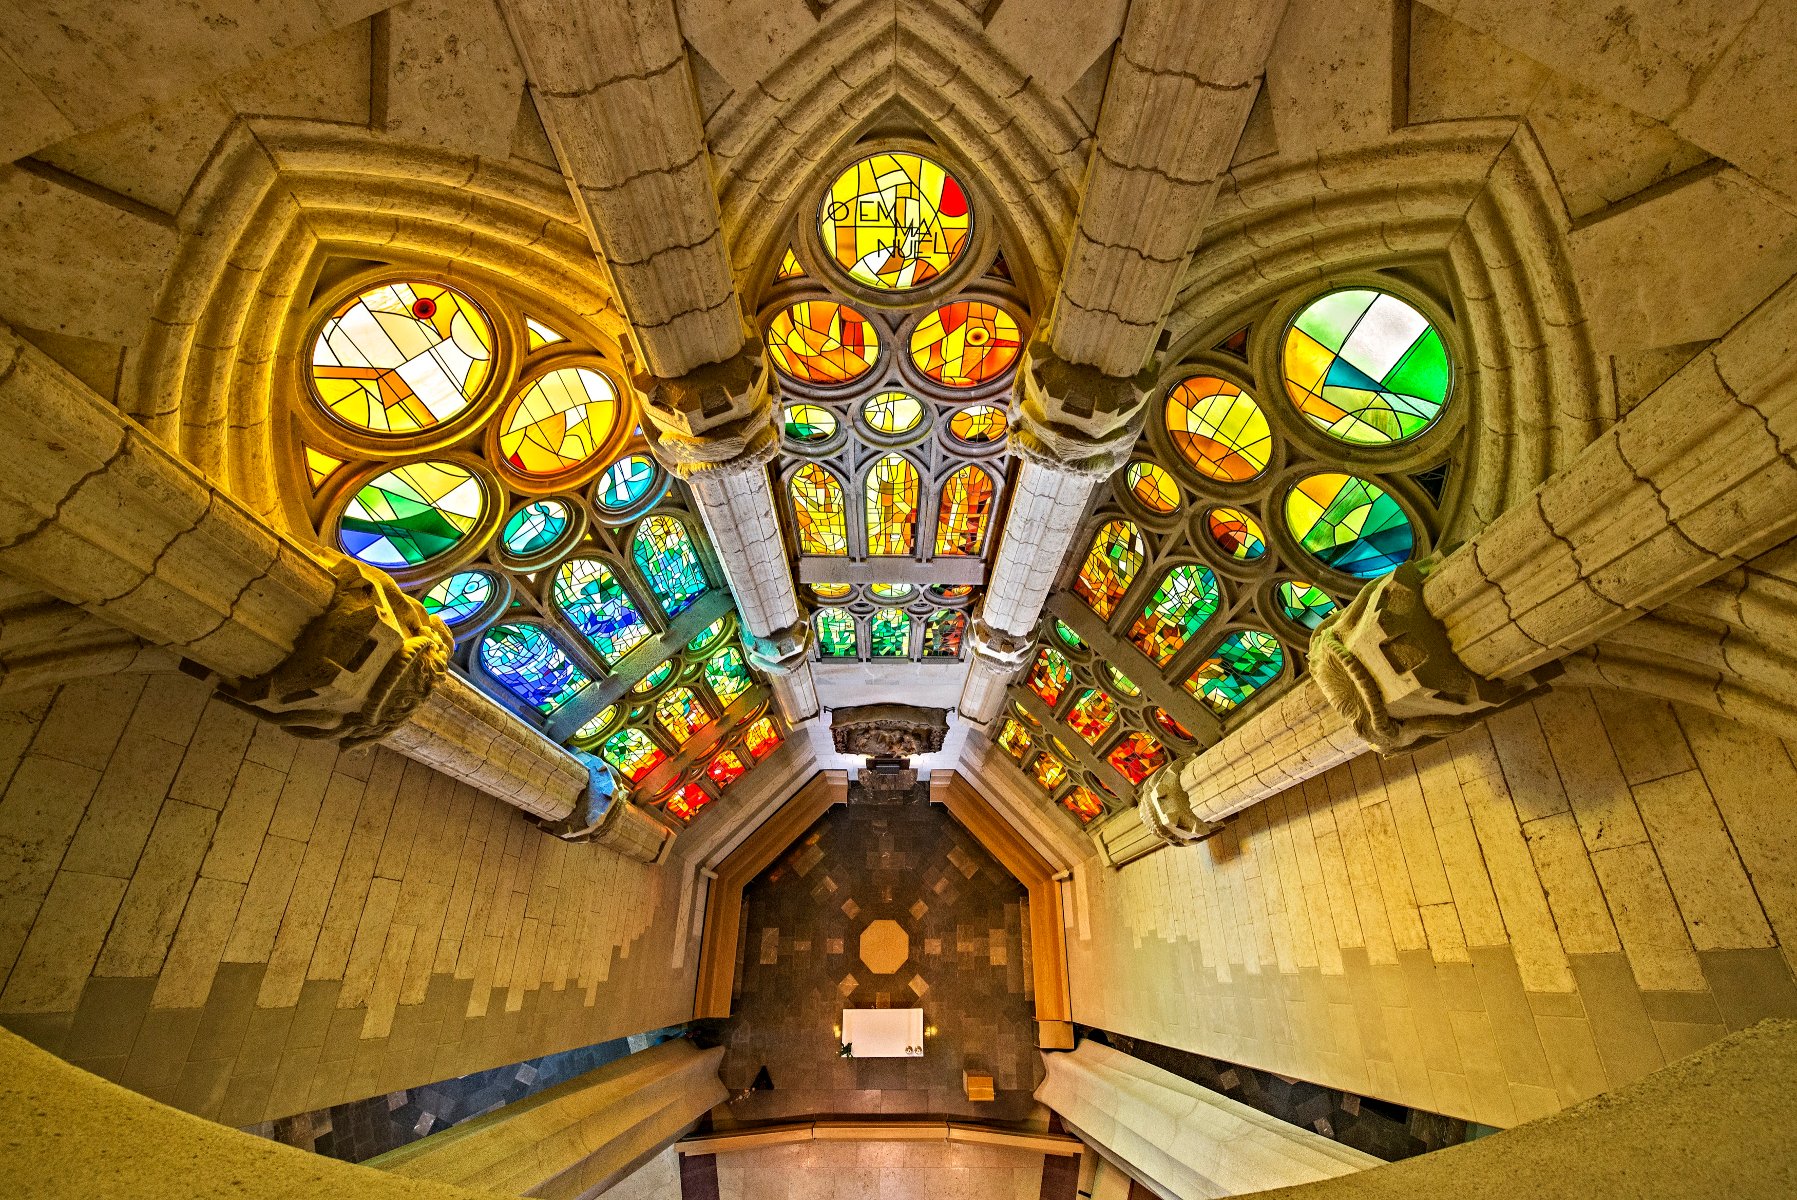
left=1310, top=561, right=1539, bottom=755
left=1140, top=765, right=1223, bottom=846
left=968, top=614, right=1035, bottom=668
left=635, top=344, right=778, bottom=480
left=218, top=554, right=453, bottom=747
left=744, top=619, right=814, bottom=677
left=1012, top=343, right=1157, bottom=478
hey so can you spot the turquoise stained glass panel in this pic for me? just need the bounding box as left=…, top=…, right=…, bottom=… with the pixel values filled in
left=553, top=558, right=651, bottom=665
left=704, top=646, right=754, bottom=706
left=632, top=515, right=708, bottom=617
left=1185, top=630, right=1286, bottom=714
left=478, top=623, right=590, bottom=714
left=420, top=570, right=493, bottom=626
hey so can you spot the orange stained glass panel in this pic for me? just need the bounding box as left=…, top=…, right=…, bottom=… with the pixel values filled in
left=1125, top=462, right=1180, bottom=514
left=934, top=465, right=995, bottom=555
left=311, top=281, right=493, bottom=433
left=1165, top=376, right=1272, bottom=482
left=1066, top=688, right=1118, bottom=745
left=865, top=454, right=920, bottom=555
left=909, top=301, right=1021, bottom=387
left=997, top=718, right=1034, bottom=762
left=1063, top=787, right=1104, bottom=823
left=1072, top=520, right=1145, bottom=619
left=744, top=716, right=782, bottom=760
left=947, top=403, right=1007, bottom=444
left=707, top=749, right=746, bottom=789
left=1106, top=730, right=1167, bottom=785
left=790, top=463, right=848, bottom=554
left=665, top=782, right=711, bottom=823
left=1032, top=754, right=1069, bottom=793
left=765, top=301, right=880, bottom=385
left=498, top=367, right=619, bottom=477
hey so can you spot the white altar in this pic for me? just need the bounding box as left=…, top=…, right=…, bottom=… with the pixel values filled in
left=841, top=1007, right=924, bottom=1057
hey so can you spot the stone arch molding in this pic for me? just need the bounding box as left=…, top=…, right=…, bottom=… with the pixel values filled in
left=1158, top=121, right=1608, bottom=545
left=703, top=0, right=1090, bottom=311
left=126, top=117, right=631, bottom=533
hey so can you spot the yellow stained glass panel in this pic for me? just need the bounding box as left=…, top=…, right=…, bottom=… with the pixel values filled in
left=933, top=465, right=994, bottom=556
left=865, top=454, right=920, bottom=556
left=765, top=301, right=880, bottom=386
left=790, top=463, right=848, bottom=554
left=498, top=367, right=618, bottom=477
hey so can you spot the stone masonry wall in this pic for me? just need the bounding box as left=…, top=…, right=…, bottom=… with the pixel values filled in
left=1066, top=686, right=1797, bottom=1129
left=0, top=673, right=699, bottom=1127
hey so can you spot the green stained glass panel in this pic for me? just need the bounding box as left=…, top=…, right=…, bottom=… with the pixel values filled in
left=1128, top=565, right=1220, bottom=665
left=869, top=608, right=910, bottom=657
left=501, top=499, right=569, bottom=557
left=1284, top=289, right=1451, bottom=445
left=339, top=461, right=485, bottom=569
left=704, top=646, right=754, bottom=706
left=1276, top=580, right=1338, bottom=631
left=632, top=515, right=708, bottom=616
left=553, top=558, right=651, bottom=665
left=1285, top=473, right=1415, bottom=579
left=815, top=608, right=857, bottom=658
left=420, top=570, right=493, bottom=626
left=1185, top=630, right=1286, bottom=714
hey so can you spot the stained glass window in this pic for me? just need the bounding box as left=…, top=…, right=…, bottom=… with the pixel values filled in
left=687, top=618, right=727, bottom=653
left=633, top=661, right=674, bottom=693
left=708, top=749, right=746, bottom=789
left=601, top=726, right=666, bottom=783
left=816, top=609, right=857, bottom=658
left=909, top=301, right=1021, bottom=387
left=339, top=461, right=485, bottom=569
left=933, top=465, right=994, bottom=556
left=744, top=716, right=782, bottom=760
left=869, top=608, right=910, bottom=657
left=1032, top=754, right=1069, bottom=793
left=593, top=454, right=658, bottom=512
left=819, top=152, right=972, bottom=290
left=1285, top=473, right=1414, bottom=578
left=1207, top=507, right=1267, bottom=562
left=922, top=609, right=966, bottom=659
left=1026, top=646, right=1073, bottom=708
left=305, top=447, right=344, bottom=489
left=947, top=404, right=1007, bottom=444
left=1129, top=565, right=1220, bottom=664
left=765, top=301, right=880, bottom=385
left=1165, top=376, right=1272, bottom=482
left=478, top=623, right=589, bottom=714
left=1284, top=289, right=1451, bottom=445
left=777, top=247, right=804, bottom=279
left=865, top=454, right=920, bottom=555
left=1186, top=630, right=1286, bottom=714
left=525, top=316, right=566, bottom=350
left=420, top=570, right=493, bottom=626
left=311, top=281, right=492, bottom=433
left=500, top=499, right=570, bottom=558
left=665, top=782, right=711, bottom=823
left=813, top=583, right=853, bottom=600
left=862, top=390, right=924, bottom=435
left=784, top=404, right=838, bottom=443
left=1066, top=689, right=1118, bottom=745
left=553, top=558, right=651, bottom=664
left=1105, top=666, right=1141, bottom=697
left=930, top=584, right=972, bottom=600
left=1151, top=707, right=1194, bottom=741
left=1054, top=620, right=1086, bottom=651
left=498, top=367, right=618, bottom=477
left=704, top=646, right=754, bottom=706
left=654, top=686, right=711, bottom=746
left=572, top=704, right=618, bottom=742
left=870, top=582, right=913, bottom=600
left=998, top=719, right=1033, bottom=762
left=632, top=515, right=708, bottom=616
left=1073, top=520, right=1145, bottom=619
left=1106, top=730, right=1167, bottom=786
left=1126, top=462, right=1180, bottom=514
left=790, top=464, right=848, bottom=554
left=1276, top=580, right=1339, bottom=630
left=1063, top=787, right=1104, bottom=823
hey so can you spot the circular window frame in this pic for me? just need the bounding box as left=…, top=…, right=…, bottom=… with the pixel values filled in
left=1146, top=354, right=1287, bottom=505
left=483, top=352, right=634, bottom=496
left=492, top=494, right=587, bottom=571
left=1267, top=464, right=1436, bottom=593
left=321, top=451, right=505, bottom=588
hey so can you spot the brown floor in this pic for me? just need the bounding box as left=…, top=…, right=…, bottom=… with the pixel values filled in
left=714, top=790, right=1045, bottom=1123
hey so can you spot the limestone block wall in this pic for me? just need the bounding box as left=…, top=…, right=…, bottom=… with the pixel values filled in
left=1065, top=687, right=1797, bottom=1129
left=0, top=673, right=701, bottom=1127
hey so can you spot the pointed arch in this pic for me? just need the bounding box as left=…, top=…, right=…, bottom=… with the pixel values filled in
left=1072, top=520, right=1145, bottom=620
left=632, top=514, right=709, bottom=617
left=865, top=453, right=921, bottom=556
left=815, top=608, right=858, bottom=658
left=933, top=464, right=996, bottom=556
left=1129, top=564, right=1221, bottom=665
left=789, top=463, right=848, bottom=554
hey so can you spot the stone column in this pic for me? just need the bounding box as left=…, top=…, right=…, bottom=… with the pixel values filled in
left=1171, top=279, right=1797, bottom=824
left=639, top=348, right=819, bottom=722
left=0, top=322, right=671, bottom=848
left=958, top=351, right=1151, bottom=724
left=958, top=618, right=1034, bottom=731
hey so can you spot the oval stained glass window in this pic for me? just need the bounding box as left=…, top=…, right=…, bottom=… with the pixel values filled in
left=633, top=661, right=674, bottom=693
left=498, top=367, right=618, bottom=478
left=930, top=584, right=972, bottom=600
left=1105, top=665, right=1141, bottom=697
left=1053, top=620, right=1086, bottom=651
left=815, top=608, right=857, bottom=658
left=870, top=582, right=913, bottom=600
left=1207, top=507, right=1267, bottom=562
left=869, top=608, right=910, bottom=657
left=339, top=461, right=485, bottom=569
left=765, top=301, right=880, bottom=385
left=1276, top=580, right=1339, bottom=630
left=477, top=623, right=590, bottom=714
left=1186, top=630, right=1286, bottom=714
left=572, top=704, right=619, bottom=742
left=633, top=515, right=709, bottom=617
left=948, top=404, right=1007, bottom=445
left=1151, top=707, right=1194, bottom=741
left=1284, top=289, right=1451, bottom=445
left=910, top=301, right=1021, bottom=387
left=312, top=281, right=492, bottom=433
left=1285, top=473, right=1415, bottom=579
left=1126, top=462, right=1180, bottom=514
left=934, top=465, right=996, bottom=556
left=553, top=558, right=651, bottom=665
left=687, top=618, right=727, bottom=653
left=420, top=570, right=494, bottom=626
left=865, top=454, right=921, bottom=556
left=789, top=463, right=848, bottom=555
left=1072, top=520, right=1145, bottom=619
left=862, top=390, right=925, bottom=435
left=818, top=151, right=972, bottom=290
left=1129, top=564, right=1220, bottom=665
left=593, top=454, right=658, bottom=512
left=500, top=499, right=570, bottom=558
left=1165, top=376, right=1272, bottom=482
left=813, top=582, right=853, bottom=600
left=784, top=404, right=838, bottom=443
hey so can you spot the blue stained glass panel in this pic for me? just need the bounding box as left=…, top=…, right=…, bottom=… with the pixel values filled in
left=478, top=623, right=590, bottom=714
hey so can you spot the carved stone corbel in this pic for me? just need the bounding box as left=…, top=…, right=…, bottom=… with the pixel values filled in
left=744, top=620, right=814, bottom=678
left=214, top=554, right=453, bottom=747
left=1139, top=764, right=1223, bottom=846
left=1308, top=561, right=1539, bottom=755
left=967, top=614, right=1034, bottom=670
left=1011, top=343, right=1157, bottom=478
left=635, top=344, right=777, bottom=479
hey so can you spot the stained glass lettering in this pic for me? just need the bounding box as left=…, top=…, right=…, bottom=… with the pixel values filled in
left=819, top=152, right=972, bottom=290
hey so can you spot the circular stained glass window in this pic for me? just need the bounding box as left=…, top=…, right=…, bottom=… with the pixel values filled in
left=339, top=460, right=486, bottom=569
left=1284, top=288, right=1451, bottom=445
left=593, top=454, right=658, bottom=512
left=687, top=618, right=727, bottom=653
left=1208, top=506, right=1267, bottom=562
left=1054, top=620, right=1086, bottom=651
left=930, top=584, right=972, bottom=600
left=1126, top=462, right=1179, bottom=514
left=1165, top=376, right=1272, bottom=482
left=910, top=301, right=1021, bottom=387
left=862, top=390, right=925, bottom=434
left=573, top=704, right=619, bottom=741
left=870, top=582, right=914, bottom=600
left=497, top=367, right=618, bottom=477
left=784, top=404, right=838, bottom=443
left=1276, top=580, right=1339, bottom=630
left=765, top=301, right=880, bottom=385
left=311, top=281, right=493, bottom=433
left=1105, top=665, right=1141, bottom=697
left=633, top=661, right=674, bottom=693
left=1285, top=473, right=1415, bottom=579
left=818, top=152, right=972, bottom=291
left=420, top=570, right=495, bottom=626
left=947, top=403, right=1007, bottom=445
left=501, top=499, right=570, bottom=557
left=812, top=582, right=852, bottom=600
